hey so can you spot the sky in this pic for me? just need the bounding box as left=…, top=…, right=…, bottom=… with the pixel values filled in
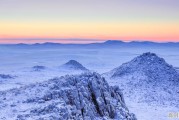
left=0, top=0, right=179, bottom=43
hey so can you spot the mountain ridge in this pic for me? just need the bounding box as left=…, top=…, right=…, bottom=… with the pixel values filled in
left=1, top=40, right=179, bottom=46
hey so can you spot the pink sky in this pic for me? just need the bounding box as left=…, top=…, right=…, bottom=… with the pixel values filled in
left=0, top=0, right=179, bottom=43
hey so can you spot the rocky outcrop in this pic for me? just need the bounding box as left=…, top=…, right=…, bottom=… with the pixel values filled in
left=0, top=72, right=136, bottom=120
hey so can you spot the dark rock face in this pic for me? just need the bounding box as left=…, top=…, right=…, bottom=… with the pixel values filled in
left=60, top=60, right=88, bottom=71
left=0, top=72, right=136, bottom=120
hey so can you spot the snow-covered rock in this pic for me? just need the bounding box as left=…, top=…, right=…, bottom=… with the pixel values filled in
left=0, top=72, right=136, bottom=120
left=104, top=52, right=179, bottom=106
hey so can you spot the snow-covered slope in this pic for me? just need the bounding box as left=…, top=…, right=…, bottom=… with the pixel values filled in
left=104, top=52, right=179, bottom=106
left=0, top=72, right=136, bottom=120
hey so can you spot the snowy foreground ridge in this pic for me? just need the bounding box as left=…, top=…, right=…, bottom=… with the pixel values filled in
left=0, top=72, right=136, bottom=120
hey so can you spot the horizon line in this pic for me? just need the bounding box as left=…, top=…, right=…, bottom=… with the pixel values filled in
left=1, top=39, right=179, bottom=45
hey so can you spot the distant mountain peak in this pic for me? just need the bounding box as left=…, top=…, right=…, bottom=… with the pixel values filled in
left=104, top=40, right=124, bottom=44
left=65, top=60, right=81, bottom=65
left=33, top=42, right=61, bottom=46
left=61, top=60, right=88, bottom=71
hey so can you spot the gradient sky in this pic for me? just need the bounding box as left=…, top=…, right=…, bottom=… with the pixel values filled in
left=0, top=0, right=179, bottom=43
